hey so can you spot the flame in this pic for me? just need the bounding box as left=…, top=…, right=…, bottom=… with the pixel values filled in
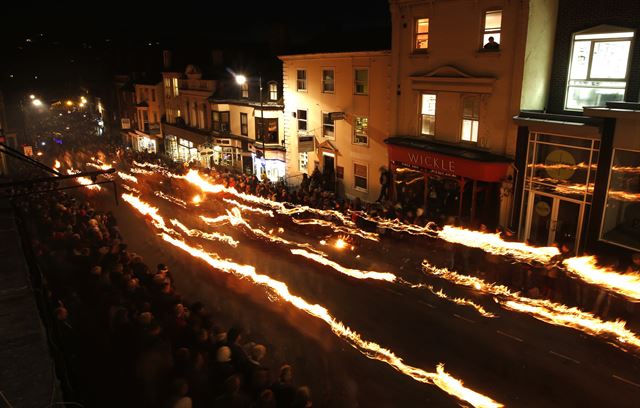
left=67, top=169, right=101, bottom=190
left=608, top=190, right=640, bottom=202
left=181, top=170, right=377, bottom=241
left=334, top=238, right=347, bottom=249
left=415, top=284, right=497, bottom=318
left=170, top=219, right=238, bottom=247
left=130, top=167, right=154, bottom=175
left=422, top=261, right=640, bottom=353
left=192, top=194, right=202, bottom=205
left=117, top=171, right=138, bottom=183
left=159, top=232, right=503, bottom=407
left=121, top=184, right=141, bottom=194
left=121, top=193, right=171, bottom=232
left=133, top=160, right=166, bottom=170
left=438, top=226, right=559, bottom=264
left=202, top=208, right=326, bottom=256
left=154, top=191, right=187, bottom=208
left=223, top=198, right=275, bottom=217
left=563, top=256, right=640, bottom=302
left=292, top=218, right=379, bottom=241
left=86, top=162, right=112, bottom=171
left=290, top=249, right=396, bottom=282
left=53, top=160, right=61, bottom=169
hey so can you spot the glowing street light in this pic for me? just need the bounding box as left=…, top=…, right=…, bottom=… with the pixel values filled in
left=29, top=94, right=35, bottom=100
left=234, top=75, right=247, bottom=85
left=66, top=100, right=73, bottom=106
left=32, top=98, right=43, bottom=107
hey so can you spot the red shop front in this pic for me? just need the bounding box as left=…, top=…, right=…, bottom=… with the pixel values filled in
left=386, top=137, right=511, bottom=226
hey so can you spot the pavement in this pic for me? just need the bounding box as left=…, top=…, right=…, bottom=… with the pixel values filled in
left=74, top=169, right=640, bottom=407
left=0, top=199, right=60, bottom=408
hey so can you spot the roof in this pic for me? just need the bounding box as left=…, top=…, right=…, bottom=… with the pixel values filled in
left=279, top=50, right=391, bottom=61
left=385, top=136, right=512, bottom=163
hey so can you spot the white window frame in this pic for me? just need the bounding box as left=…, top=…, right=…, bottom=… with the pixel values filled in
left=564, top=26, right=634, bottom=111
left=420, top=93, right=437, bottom=137
left=322, top=69, right=335, bottom=93
left=296, top=69, right=307, bottom=92
left=353, top=162, right=368, bottom=192
left=322, top=112, right=335, bottom=139
left=299, top=152, right=308, bottom=172
left=482, top=10, right=502, bottom=49
left=353, top=116, right=368, bottom=146
left=269, top=82, right=278, bottom=100
left=241, top=82, right=248, bottom=98
left=297, top=109, right=307, bottom=134
left=354, top=68, right=369, bottom=95
left=461, top=95, right=480, bottom=143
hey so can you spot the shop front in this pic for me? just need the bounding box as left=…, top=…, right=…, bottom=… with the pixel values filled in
left=133, top=130, right=159, bottom=153
left=253, top=149, right=286, bottom=182
left=386, top=137, right=511, bottom=227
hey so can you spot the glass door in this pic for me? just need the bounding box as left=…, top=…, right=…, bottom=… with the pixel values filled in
left=526, top=193, right=582, bottom=249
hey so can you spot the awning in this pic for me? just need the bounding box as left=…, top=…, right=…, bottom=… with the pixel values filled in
left=386, top=137, right=511, bottom=182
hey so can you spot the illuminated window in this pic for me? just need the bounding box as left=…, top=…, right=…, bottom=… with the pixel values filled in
left=461, top=95, right=480, bottom=143
left=241, top=82, right=248, bottom=98
left=297, top=110, right=307, bottom=133
left=172, top=78, right=179, bottom=96
left=415, top=18, right=429, bottom=51
left=600, top=148, right=640, bottom=251
left=299, top=152, right=308, bottom=171
left=565, top=27, right=633, bottom=110
left=354, top=69, right=368, bottom=95
left=322, top=113, right=334, bottom=138
left=322, top=69, right=334, bottom=93
left=353, top=116, right=368, bottom=145
left=164, top=78, right=171, bottom=98
left=482, top=10, right=502, bottom=50
left=297, top=69, right=306, bottom=91
left=240, top=112, right=248, bottom=136
left=420, top=94, right=436, bottom=136
left=354, top=162, right=368, bottom=191
left=255, top=118, right=278, bottom=143
left=269, top=82, right=278, bottom=100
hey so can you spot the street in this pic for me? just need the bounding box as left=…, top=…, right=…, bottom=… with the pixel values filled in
left=77, top=163, right=640, bottom=407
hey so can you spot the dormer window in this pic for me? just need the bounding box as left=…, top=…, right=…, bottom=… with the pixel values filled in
left=565, top=26, right=634, bottom=110
left=269, top=82, right=278, bottom=101
left=241, top=82, right=248, bottom=99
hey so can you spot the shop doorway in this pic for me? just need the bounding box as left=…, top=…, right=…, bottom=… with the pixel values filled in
left=525, top=192, right=583, bottom=249
left=322, top=152, right=336, bottom=192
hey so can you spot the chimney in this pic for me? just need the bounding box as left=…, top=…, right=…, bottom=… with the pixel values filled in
left=211, top=50, right=224, bottom=68
left=163, top=50, right=172, bottom=70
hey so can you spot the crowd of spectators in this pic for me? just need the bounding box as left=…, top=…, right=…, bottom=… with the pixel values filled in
left=20, top=189, right=314, bottom=408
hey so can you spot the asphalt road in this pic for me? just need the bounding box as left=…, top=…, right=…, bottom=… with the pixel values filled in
left=80, top=167, right=640, bottom=407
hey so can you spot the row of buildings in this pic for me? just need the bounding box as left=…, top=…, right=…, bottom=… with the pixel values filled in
left=111, top=0, right=640, bottom=257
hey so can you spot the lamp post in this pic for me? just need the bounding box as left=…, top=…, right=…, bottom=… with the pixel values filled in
left=235, top=73, right=266, bottom=176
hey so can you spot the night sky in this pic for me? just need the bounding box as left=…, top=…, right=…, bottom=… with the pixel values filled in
left=0, top=1, right=391, bottom=99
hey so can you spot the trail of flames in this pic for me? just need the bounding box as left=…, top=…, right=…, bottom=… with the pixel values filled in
left=133, top=160, right=166, bottom=170
left=412, top=283, right=497, bottom=318
left=86, top=162, right=112, bottom=171
left=120, top=192, right=504, bottom=405
left=121, top=184, right=141, bottom=194
left=154, top=191, right=188, bottom=208
left=437, top=226, right=560, bottom=264
left=53, top=160, right=61, bottom=169
left=67, top=169, right=102, bottom=190
left=608, top=190, right=640, bottom=202
left=170, top=218, right=239, bottom=247
left=201, top=209, right=326, bottom=256
left=290, top=248, right=396, bottom=282
left=118, top=171, right=138, bottom=183
left=422, top=261, right=640, bottom=353
left=130, top=167, right=154, bottom=175
left=181, top=170, right=377, bottom=241
left=563, top=256, right=640, bottom=302
left=223, top=198, right=275, bottom=217
left=159, top=232, right=503, bottom=408
left=292, top=218, right=380, bottom=241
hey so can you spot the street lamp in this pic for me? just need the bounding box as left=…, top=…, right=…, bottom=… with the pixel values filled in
left=32, top=98, right=43, bottom=107
left=235, top=73, right=266, bottom=177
